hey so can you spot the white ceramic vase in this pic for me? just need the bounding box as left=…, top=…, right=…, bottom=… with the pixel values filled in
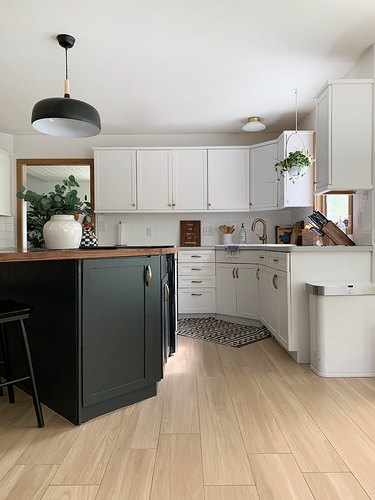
left=43, top=215, right=82, bottom=249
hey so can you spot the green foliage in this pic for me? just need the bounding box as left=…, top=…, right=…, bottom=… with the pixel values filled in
left=275, top=150, right=314, bottom=182
left=16, top=175, right=91, bottom=248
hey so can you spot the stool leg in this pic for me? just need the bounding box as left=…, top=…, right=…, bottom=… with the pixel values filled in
left=20, top=320, right=44, bottom=428
left=0, top=324, right=15, bottom=403
left=0, top=328, right=3, bottom=397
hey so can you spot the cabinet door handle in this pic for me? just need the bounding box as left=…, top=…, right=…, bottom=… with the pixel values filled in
left=191, top=255, right=202, bottom=258
left=191, top=293, right=202, bottom=296
left=191, top=280, right=202, bottom=283
left=145, top=265, right=153, bottom=287
left=236, top=267, right=239, bottom=279
left=191, top=268, right=202, bottom=271
left=168, top=203, right=172, bottom=207
left=256, top=268, right=259, bottom=280
left=164, top=283, right=170, bottom=302
left=172, top=203, right=176, bottom=207
left=272, top=274, right=278, bottom=290
left=232, top=267, right=236, bottom=279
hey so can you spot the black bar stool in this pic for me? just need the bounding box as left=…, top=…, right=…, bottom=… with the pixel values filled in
left=0, top=300, right=44, bottom=427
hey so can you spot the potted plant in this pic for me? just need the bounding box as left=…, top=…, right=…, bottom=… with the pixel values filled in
left=17, top=175, right=91, bottom=249
left=275, top=149, right=314, bottom=183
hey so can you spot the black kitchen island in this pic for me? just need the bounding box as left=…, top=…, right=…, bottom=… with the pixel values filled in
left=0, top=247, right=177, bottom=424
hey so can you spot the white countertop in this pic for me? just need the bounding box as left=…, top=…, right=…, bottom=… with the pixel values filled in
left=181, top=244, right=372, bottom=252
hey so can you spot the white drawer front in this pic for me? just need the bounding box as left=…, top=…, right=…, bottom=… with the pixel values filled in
left=178, top=276, right=216, bottom=288
left=179, top=250, right=215, bottom=263
left=178, top=263, right=215, bottom=276
left=258, top=251, right=266, bottom=264
left=266, top=251, right=289, bottom=272
left=178, top=289, right=216, bottom=313
left=216, top=249, right=259, bottom=264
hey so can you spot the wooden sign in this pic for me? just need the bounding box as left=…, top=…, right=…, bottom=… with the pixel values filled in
left=180, top=220, right=201, bottom=247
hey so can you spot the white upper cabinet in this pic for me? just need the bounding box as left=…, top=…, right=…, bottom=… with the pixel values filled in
left=172, top=150, right=207, bottom=210
left=249, top=141, right=278, bottom=210
left=277, top=131, right=314, bottom=208
left=208, top=149, right=249, bottom=210
left=94, top=149, right=136, bottom=212
left=0, top=149, right=12, bottom=216
left=137, top=149, right=207, bottom=211
left=137, top=150, right=172, bottom=210
left=315, top=79, right=373, bottom=194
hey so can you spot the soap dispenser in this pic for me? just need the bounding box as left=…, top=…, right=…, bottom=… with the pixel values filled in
left=239, top=223, right=246, bottom=244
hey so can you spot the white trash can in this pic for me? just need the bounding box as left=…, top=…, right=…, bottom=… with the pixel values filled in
left=306, top=282, right=375, bottom=377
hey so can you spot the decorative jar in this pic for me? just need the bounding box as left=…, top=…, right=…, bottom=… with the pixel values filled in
left=43, top=215, right=82, bottom=249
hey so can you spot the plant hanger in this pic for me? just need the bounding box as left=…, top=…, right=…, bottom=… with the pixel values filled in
left=274, top=88, right=314, bottom=182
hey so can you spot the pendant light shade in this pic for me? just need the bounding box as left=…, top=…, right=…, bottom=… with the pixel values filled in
left=31, top=34, right=101, bottom=138
left=242, top=116, right=266, bottom=132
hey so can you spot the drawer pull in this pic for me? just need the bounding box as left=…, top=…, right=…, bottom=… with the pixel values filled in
left=259, top=256, right=265, bottom=259
left=273, top=258, right=279, bottom=262
left=272, top=274, right=278, bottom=290
left=191, top=280, right=203, bottom=283
left=191, top=255, right=202, bottom=258
left=191, top=293, right=202, bottom=296
left=191, top=268, right=202, bottom=271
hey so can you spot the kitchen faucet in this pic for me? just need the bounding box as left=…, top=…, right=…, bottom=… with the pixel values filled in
left=251, top=218, right=268, bottom=244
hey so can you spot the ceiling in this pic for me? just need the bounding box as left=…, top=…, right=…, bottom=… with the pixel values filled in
left=1, top=0, right=375, bottom=136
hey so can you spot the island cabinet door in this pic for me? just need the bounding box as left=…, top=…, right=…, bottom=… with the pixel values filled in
left=81, top=256, right=161, bottom=407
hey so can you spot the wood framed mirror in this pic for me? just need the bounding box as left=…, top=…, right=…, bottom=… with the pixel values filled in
left=16, top=158, right=94, bottom=248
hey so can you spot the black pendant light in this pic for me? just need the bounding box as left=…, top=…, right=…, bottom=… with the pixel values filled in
left=31, top=34, right=101, bottom=138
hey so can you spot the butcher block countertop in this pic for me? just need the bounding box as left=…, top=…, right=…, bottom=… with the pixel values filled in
left=0, top=246, right=179, bottom=263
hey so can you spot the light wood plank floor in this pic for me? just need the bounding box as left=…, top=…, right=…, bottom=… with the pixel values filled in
left=1, top=335, right=375, bottom=499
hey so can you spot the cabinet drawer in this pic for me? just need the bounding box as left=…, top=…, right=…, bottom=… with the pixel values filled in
left=178, top=276, right=216, bottom=288
left=178, top=288, right=216, bottom=313
left=266, top=252, right=289, bottom=272
left=178, top=263, right=215, bottom=276
left=179, top=250, right=215, bottom=263
left=216, top=250, right=258, bottom=264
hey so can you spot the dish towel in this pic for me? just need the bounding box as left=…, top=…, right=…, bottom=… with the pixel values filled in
left=225, top=245, right=240, bottom=258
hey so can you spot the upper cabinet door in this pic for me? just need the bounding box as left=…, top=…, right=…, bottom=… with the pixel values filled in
left=277, top=131, right=314, bottom=208
left=0, top=149, right=12, bottom=216
left=315, top=80, right=373, bottom=194
left=249, top=142, right=278, bottom=210
left=208, top=149, right=249, bottom=210
left=94, top=149, right=136, bottom=212
left=172, top=150, right=207, bottom=210
left=137, top=150, right=172, bottom=210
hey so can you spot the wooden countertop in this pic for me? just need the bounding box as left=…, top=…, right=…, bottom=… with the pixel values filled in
left=0, top=247, right=179, bottom=263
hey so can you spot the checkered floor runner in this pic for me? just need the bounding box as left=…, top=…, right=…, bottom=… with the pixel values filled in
left=177, top=317, right=271, bottom=348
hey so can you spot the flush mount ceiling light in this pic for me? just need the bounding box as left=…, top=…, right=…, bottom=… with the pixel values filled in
left=242, top=116, right=266, bottom=132
left=31, top=34, right=101, bottom=138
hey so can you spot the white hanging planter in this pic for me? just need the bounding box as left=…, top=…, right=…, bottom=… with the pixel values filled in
left=43, top=215, right=82, bottom=249
left=287, top=164, right=309, bottom=182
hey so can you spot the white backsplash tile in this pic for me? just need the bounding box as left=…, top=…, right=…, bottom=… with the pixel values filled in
left=0, top=215, right=14, bottom=248
left=96, top=210, right=295, bottom=246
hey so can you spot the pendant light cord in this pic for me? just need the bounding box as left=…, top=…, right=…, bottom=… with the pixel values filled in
left=294, top=88, right=298, bottom=133
left=64, top=47, right=70, bottom=98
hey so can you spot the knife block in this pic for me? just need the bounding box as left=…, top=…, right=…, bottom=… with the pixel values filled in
left=321, top=221, right=355, bottom=246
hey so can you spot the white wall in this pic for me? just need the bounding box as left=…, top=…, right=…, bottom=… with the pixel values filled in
left=96, top=210, right=294, bottom=246
left=14, top=132, right=279, bottom=158
left=0, top=133, right=15, bottom=248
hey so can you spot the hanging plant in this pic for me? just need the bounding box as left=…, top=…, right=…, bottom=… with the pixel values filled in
left=275, top=149, right=314, bottom=182
left=275, top=88, right=315, bottom=183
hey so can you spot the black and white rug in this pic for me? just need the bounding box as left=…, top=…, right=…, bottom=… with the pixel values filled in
left=177, top=317, right=271, bottom=348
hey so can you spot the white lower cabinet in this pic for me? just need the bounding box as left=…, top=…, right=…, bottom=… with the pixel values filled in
left=178, top=250, right=216, bottom=314
left=216, top=263, right=259, bottom=319
left=265, top=267, right=290, bottom=350
left=258, top=264, right=268, bottom=325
